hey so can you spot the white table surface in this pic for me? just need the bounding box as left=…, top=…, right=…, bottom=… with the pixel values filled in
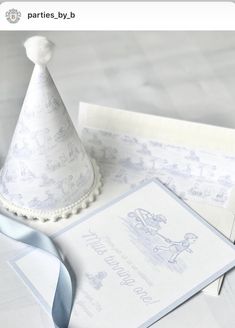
left=0, top=31, right=235, bottom=328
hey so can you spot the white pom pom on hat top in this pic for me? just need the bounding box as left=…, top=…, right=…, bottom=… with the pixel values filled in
left=24, top=35, right=55, bottom=66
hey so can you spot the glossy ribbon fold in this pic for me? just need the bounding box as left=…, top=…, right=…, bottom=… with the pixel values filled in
left=0, top=212, right=74, bottom=328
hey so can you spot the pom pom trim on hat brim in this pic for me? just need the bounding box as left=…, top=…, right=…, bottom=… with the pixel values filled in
left=0, top=159, right=102, bottom=223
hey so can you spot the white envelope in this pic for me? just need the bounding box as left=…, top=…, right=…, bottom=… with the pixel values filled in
left=78, top=102, right=235, bottom=296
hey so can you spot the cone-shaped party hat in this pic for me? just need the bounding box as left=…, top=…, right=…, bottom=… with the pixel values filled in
left=0, top=36, right=101, bottom=222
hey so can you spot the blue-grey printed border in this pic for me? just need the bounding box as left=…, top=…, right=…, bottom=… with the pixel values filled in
left=9, top=178, right=235, bottom=328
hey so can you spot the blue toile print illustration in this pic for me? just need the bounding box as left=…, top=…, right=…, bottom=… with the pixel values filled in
left=123, top=208, right=198, bottom=271
left=86, top=271, right=108, bottom=290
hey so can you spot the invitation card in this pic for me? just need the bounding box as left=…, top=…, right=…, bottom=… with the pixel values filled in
left=11, top=180, right=235, bottom=327
left=78, top=102, right=235, bottom=296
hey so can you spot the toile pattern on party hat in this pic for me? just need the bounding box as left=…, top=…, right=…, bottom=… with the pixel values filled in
left=0, top=36, right=102, bottom=222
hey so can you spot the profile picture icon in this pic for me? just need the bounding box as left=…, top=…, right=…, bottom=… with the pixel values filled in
left=5, top=9, right=21, bottom=24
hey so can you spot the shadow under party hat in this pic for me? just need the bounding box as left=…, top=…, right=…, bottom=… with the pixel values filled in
left=0, top=36, right=102, bottom=222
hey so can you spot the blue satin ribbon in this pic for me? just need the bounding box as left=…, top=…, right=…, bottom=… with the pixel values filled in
left=0, top=211, right=74, bottom=328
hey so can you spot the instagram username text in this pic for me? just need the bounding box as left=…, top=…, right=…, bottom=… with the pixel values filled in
left=28, top=11, right=76, bottom=20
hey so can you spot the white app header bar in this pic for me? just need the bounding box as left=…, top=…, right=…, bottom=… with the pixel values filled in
left=1, top=2, right=235, bottom=31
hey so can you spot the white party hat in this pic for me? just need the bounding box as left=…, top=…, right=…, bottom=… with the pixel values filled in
left=0, top=36, right=101, bottom=222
